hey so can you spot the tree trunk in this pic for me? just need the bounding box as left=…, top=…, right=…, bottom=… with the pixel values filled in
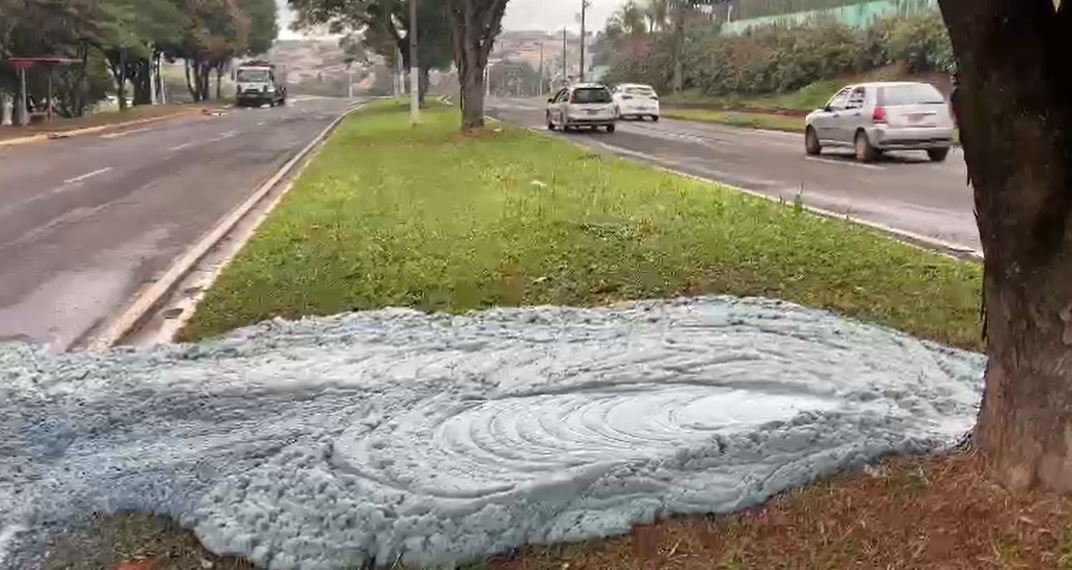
left=447, top=0, right=503, bottom=130
left=419, top=66, right=430, bottom=106
left=132, top=58, right=152, bottom=106
left=215, top=64, right=223, bottom=100
left=116, top=49, right=128, bottom=111
left=938, top=0, right=1072, bottom=492
left=184, top=59, right=199, bottom=102
left=459, top=62, right=485, bottom=128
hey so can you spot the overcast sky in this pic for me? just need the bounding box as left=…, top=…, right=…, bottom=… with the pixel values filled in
left=275, top=0, right=621, bottom=40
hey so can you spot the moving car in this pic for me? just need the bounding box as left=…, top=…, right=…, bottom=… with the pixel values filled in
left=546, top=83, right=617, bottom=133
left=804, top=81, right=954, bottom=163
left=235, top=60, right=288, bottom=108
left=611, top=83, right=660, bottom=121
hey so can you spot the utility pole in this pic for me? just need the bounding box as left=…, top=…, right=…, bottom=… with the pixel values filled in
left=579, top=0, right=590, bottom=82
left=409, top=0, right=419, bottom=125
left=561, top=28, right=567, bottom=86
left=538, top=43, right=544, bottom=97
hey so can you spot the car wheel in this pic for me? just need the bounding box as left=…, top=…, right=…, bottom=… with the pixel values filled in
left=606, top=124, right=616, bottom=133
left=546, top=113, right=556, bottom=131
left=855, top=131, right=877, bottom=163
left=651, top=115, right=660, bottom=122
left=927, top=147, right=950, bottom=162
left=805, top=127, right=822, bottom=156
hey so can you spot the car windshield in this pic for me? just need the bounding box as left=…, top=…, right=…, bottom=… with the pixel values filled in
left=237, top=68, right=270, bottom=82
left=571, top=88, right=611, bottom=104
left=878, top=84, right=945, bottom=106
left=624, top=87, right=657, bottom=98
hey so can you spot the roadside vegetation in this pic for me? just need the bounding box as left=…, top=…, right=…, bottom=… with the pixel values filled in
left=659, top=108, right=804, bottom=132
left=600, top=11, right=953, bottom=100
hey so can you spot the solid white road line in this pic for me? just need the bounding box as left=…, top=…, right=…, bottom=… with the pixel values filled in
left=63, top=167, right=113, bottom=184
left=101, top=127, right=153, bottom=140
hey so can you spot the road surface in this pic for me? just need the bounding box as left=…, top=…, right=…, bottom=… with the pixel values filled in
left=488, top=99, right=979, bottom=253
left=0, top=97, right=357, bottom=350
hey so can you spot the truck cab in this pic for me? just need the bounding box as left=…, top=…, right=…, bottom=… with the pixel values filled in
left=235, top=62, right=287, bottom=108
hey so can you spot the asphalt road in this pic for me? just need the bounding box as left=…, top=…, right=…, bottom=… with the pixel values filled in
left=488, top=98, right=979, bottom=254
left=0, top=96, right=357, bottom=350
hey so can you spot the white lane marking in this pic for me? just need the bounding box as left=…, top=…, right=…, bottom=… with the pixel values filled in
left=63, top=167, right=113, bottom=184
left=169, top=142, right=194, bottom=151
left=101, top=127, right=153, bottom=139
left=805, top=156, right=884, bottom=170
left=257, top=121, right=266, bottom=126
left=208, top=130, right=238, bottom=143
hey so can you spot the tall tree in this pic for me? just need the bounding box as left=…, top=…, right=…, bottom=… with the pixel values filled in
left=937, top=0, right=1072, bottom=492
left=446, top=0, right=508, bottom=128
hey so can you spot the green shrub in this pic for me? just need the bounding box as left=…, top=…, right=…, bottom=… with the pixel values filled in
left=606, top=9, right=955, bottom=96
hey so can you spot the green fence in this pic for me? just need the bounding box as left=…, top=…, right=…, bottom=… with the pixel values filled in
left=721, top=0, right=937, bottom=34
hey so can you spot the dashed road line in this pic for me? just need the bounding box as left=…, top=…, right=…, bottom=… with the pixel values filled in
left=169, top=142, right=194, bottom=151
left=63, top=167, right=113, bottom=184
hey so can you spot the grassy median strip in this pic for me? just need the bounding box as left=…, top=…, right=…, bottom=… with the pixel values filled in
left=181, top=105, right=981, bottom=349
left=661, top=108, right=805, bottom=133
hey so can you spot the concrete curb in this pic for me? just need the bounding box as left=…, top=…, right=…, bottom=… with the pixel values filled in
left=0, top=107, right=219, bottom=148
left=84, top=102, right=367, bottom=351
left=490, top=112, right=983, bottom=262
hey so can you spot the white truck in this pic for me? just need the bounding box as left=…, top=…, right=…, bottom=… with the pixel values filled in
left=235, top=60, right=287, bottom=108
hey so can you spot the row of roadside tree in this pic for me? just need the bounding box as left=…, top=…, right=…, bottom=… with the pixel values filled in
left=0, top=0, right=277, bottom=121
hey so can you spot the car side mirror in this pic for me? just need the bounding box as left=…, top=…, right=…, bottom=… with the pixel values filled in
left=822, top=105, right=832, bottom=112
left=548, top=98, right=555, bottom=103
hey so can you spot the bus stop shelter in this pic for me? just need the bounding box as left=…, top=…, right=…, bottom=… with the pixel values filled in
left=6, top=57, right=79, bottom=126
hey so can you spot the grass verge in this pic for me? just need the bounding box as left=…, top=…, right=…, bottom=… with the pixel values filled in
left=180, top=106, right=981, bottom=350
left=661, top=108, right=804, bottom=133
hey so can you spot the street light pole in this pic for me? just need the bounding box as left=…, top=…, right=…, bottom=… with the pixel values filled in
left=409, top=0, right=419, bottom=125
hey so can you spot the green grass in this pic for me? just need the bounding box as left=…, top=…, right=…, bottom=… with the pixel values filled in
left=181, top=106, right=982, bottom=351
left=661, top=109, right=805, bottom=132
left=663, top=80, right=842, bottom=113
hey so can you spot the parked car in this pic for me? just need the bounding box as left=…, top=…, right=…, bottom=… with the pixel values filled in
left=546, top=83, right=617, bottom=133
left=611, top=83, right=660, bottom=121
left=804, top=82, right=954, bottom=163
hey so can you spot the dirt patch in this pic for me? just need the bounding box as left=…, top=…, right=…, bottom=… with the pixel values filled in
left=42, top=513, right=254, bottom=570
left=490, top=453, right=1072, bottom=570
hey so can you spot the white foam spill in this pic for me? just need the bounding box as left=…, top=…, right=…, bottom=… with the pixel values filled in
left=0, top=296, right=984, bottom=569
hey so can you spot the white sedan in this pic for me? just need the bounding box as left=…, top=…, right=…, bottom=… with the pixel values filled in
left=611, top=83, right=660, bottom=121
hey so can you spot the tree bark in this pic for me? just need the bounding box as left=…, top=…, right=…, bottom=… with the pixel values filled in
left=938, top=0, right=1072, bottom=492
left=184, top=59, right=199, bottom=102
left=215, top=64, right=223, bottom=100
left=116, top=49, right=128, bottom=111
left=132, top=58, right=152, bottom=106
left=419, top=65, right=430, bottom=106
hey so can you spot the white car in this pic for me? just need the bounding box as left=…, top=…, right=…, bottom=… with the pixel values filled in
left=804, top=81, right=954, bottom=162
left=611, top=83, right=660, bottom=121
left=546, top=83, right=617, bottom=133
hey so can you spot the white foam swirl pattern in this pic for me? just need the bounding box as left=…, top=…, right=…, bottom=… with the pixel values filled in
left=0, top=297, right=985, bottom=570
